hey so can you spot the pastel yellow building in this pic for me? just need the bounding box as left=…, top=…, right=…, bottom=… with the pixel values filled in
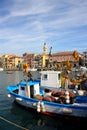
left=42, top=43, right=49, bottom=68
left=1, top=54, right=23, bottom=69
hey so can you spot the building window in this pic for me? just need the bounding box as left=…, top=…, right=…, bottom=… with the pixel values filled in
left=42, top=74, right=48, bottom=80
left=58, top=73, right=61, bottom=80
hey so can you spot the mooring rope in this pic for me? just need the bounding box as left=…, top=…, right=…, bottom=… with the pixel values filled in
left=0, top=116, right=28, bottom=130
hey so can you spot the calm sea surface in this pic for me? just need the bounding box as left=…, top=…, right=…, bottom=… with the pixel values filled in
left=0, top=71, right=86, bottom=130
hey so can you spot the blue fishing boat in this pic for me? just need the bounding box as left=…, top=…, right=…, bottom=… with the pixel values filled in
left=7, top=70, right=87, bottom=120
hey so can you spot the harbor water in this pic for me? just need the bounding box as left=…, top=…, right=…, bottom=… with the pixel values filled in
left=0, top=71, right=86, bottom=130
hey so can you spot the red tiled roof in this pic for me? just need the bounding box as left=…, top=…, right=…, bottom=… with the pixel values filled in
left=52, top=51, right=74, bottom=56
left=51, top=51, right=80, bottom=62
left=10, top=56, right=22, bottom=59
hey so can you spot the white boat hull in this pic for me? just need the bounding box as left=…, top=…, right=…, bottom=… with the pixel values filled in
left=8, top=92, right=87, bottom=119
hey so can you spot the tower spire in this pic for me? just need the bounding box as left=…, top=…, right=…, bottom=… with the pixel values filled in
left=43, top=43, right=47, bottom=54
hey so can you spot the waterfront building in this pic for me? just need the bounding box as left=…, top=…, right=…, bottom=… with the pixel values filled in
left=1, top=54, right=23, bottom=70
left=19, top=43, right=84, bottom=70
left=23, top=53, right=38, bottom=68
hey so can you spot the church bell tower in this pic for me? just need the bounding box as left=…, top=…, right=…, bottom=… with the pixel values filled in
left=43, top=43, right=47, bottom=54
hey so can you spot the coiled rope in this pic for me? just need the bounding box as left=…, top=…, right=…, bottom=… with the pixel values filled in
left=0, top=116, right=28, bottom=130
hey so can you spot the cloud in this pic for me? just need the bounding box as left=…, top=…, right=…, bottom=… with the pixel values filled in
left=0, top=0, right=87, bottom=55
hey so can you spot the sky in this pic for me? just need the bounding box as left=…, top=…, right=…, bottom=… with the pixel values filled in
left=0, top=0, right=87, bottom=56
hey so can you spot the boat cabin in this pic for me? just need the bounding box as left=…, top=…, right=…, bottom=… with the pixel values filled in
left=18, top=81, right=40, bottom=98
left=40, top=71, right=61, bottom=90
left=18, top=71, right=62, bottom=98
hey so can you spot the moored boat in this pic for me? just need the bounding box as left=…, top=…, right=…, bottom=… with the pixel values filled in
left=28, top=68, right=37, bottom=71
left=7, top=70, right=87, bottom=120
left=6, top=71, right=13, bottom=74
left=0, top=67, right=4, bottom=71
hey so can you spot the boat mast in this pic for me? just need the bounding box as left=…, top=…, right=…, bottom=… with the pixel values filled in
left=49, top=46, right=52, bottom=69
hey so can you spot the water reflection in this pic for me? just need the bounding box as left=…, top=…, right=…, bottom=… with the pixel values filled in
left=10, top=102, right=86, bottom=130
left=10, top=102, right=65, bottom=130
